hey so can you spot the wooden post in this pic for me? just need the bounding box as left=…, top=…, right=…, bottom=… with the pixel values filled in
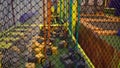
left=43, top=0, right=51, bottom=59
left=47, top=0, right=52, bottom=44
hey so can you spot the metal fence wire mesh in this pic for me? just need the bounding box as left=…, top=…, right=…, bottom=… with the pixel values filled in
left=0, top=0, right=120, bottom=68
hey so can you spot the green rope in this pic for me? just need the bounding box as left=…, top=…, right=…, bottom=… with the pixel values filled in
left=69, top=0, right=72, bottom=34
left=60, top=0, right=62, bottom=20
left=64, top=0, right=67, bottom=19
left=75, top=0, right=81, bottom=50
left=60, top=0, right=64, bottom=24
left=66, top=0, right=68, bottom=20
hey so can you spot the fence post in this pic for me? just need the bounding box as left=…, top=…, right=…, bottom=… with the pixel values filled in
left=11, top=0, right=15, bottom=25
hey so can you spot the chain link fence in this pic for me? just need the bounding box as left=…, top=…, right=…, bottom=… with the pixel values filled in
left=0, top=0, right=120, bottom=68
left=79, top=0, right=120, bottom=68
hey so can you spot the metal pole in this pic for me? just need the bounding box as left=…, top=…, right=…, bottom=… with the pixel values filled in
left=43, top=0, right=47, bottom=58
left=75, top=0, right=81, bottom=49
left=11, top=0, right=15, bottom=25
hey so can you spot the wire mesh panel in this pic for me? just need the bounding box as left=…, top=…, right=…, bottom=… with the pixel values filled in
left=0, top=0, right=120, bottom=68
left=79, top=0, right=120, bottom=68
left=0, top=0, right=91, bottom=68
left=0, top=0, right=41, bottom=68
left=0, top=0, right=14, bottom=32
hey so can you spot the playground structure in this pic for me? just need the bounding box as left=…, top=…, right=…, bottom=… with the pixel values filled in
left=0, top=0, right=120, bottom=68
